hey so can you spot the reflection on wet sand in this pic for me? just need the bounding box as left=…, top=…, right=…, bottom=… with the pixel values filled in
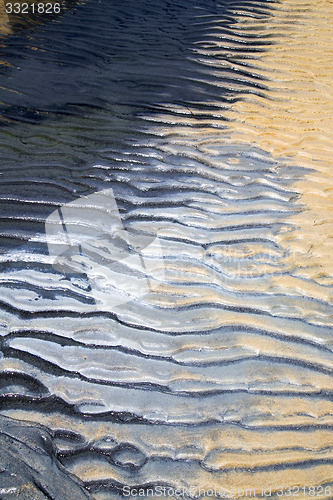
left=0, top=0, right=332, bottom=497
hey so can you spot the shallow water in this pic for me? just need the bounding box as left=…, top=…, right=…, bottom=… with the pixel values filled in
left=0, top=0, right=332, bottom=498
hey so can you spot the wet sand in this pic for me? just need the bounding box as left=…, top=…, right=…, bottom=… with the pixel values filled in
left=0, top=0, right=332, bottom=497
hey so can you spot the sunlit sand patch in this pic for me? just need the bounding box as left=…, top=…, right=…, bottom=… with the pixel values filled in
left=0, top=0, right=10, bottom=34
left=222, top=0, right=333, bottom=283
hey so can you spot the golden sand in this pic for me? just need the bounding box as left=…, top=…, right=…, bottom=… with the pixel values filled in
left=223, top=0, right=333, bottom=283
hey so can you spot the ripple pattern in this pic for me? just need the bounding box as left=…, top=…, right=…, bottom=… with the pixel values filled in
left=0, top=0, right=332, bottom=498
